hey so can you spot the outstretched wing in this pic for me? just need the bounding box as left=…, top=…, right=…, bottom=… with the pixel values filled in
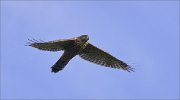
left=79, top=43, right=134, bottom=72
left=27, top=38, right=75, bottom=51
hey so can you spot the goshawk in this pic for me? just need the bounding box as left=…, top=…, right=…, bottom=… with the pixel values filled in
left=27, top=35, right=134, bottom=73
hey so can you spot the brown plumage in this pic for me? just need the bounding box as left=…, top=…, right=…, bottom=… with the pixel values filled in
left=27, top=35, right=134, bottom=73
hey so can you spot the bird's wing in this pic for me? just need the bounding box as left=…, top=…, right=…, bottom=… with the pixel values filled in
left=79, top=43, right=134, bottom=72
left=27, top=38, right=75, bottom=51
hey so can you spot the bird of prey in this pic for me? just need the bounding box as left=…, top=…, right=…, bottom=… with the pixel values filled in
left=27, top=35, right=134, bottom=73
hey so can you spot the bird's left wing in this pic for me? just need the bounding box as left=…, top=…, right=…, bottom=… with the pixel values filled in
left=79, top=43, right=134, bottom=72
left=27, top=38, right=75, bottom=51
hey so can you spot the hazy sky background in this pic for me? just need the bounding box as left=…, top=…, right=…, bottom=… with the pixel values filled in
left=1, top=1, right=179, bottom=99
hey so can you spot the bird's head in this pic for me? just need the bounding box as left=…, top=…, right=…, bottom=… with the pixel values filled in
left=78, top=35, right=89, bottom=43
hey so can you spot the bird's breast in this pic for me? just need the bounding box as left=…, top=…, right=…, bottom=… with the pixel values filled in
left=65, top=43, right=82, bottom=54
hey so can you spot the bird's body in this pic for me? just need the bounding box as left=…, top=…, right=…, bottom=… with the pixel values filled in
left=51, top=37, right=87, bottom=72
left=27, top=35, right=134, bottom=73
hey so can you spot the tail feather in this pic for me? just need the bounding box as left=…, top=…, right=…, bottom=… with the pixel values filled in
left=51, top=51, right=76, bottom=73
left=51, top=60, right=69, bottom=73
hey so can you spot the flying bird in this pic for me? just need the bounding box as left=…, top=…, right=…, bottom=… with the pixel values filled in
left=27, top=35, right=134, bottom=73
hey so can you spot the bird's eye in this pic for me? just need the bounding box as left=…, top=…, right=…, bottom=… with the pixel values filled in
left=76, top=40, right=81, bottom=43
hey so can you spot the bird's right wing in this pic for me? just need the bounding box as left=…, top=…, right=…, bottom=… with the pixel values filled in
left=79, top=43, right=134, bottom=72
left=27, top=38, right=75, bottom=51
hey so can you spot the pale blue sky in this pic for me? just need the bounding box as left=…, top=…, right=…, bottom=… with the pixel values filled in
left=1, top=1, right=179, bottom=99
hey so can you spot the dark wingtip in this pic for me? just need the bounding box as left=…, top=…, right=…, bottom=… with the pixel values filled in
left=25, top=38, right=33, bottom=46
left=125, top=65, right=135, bottom=73
left=25, top=38, right=45, bottom=47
